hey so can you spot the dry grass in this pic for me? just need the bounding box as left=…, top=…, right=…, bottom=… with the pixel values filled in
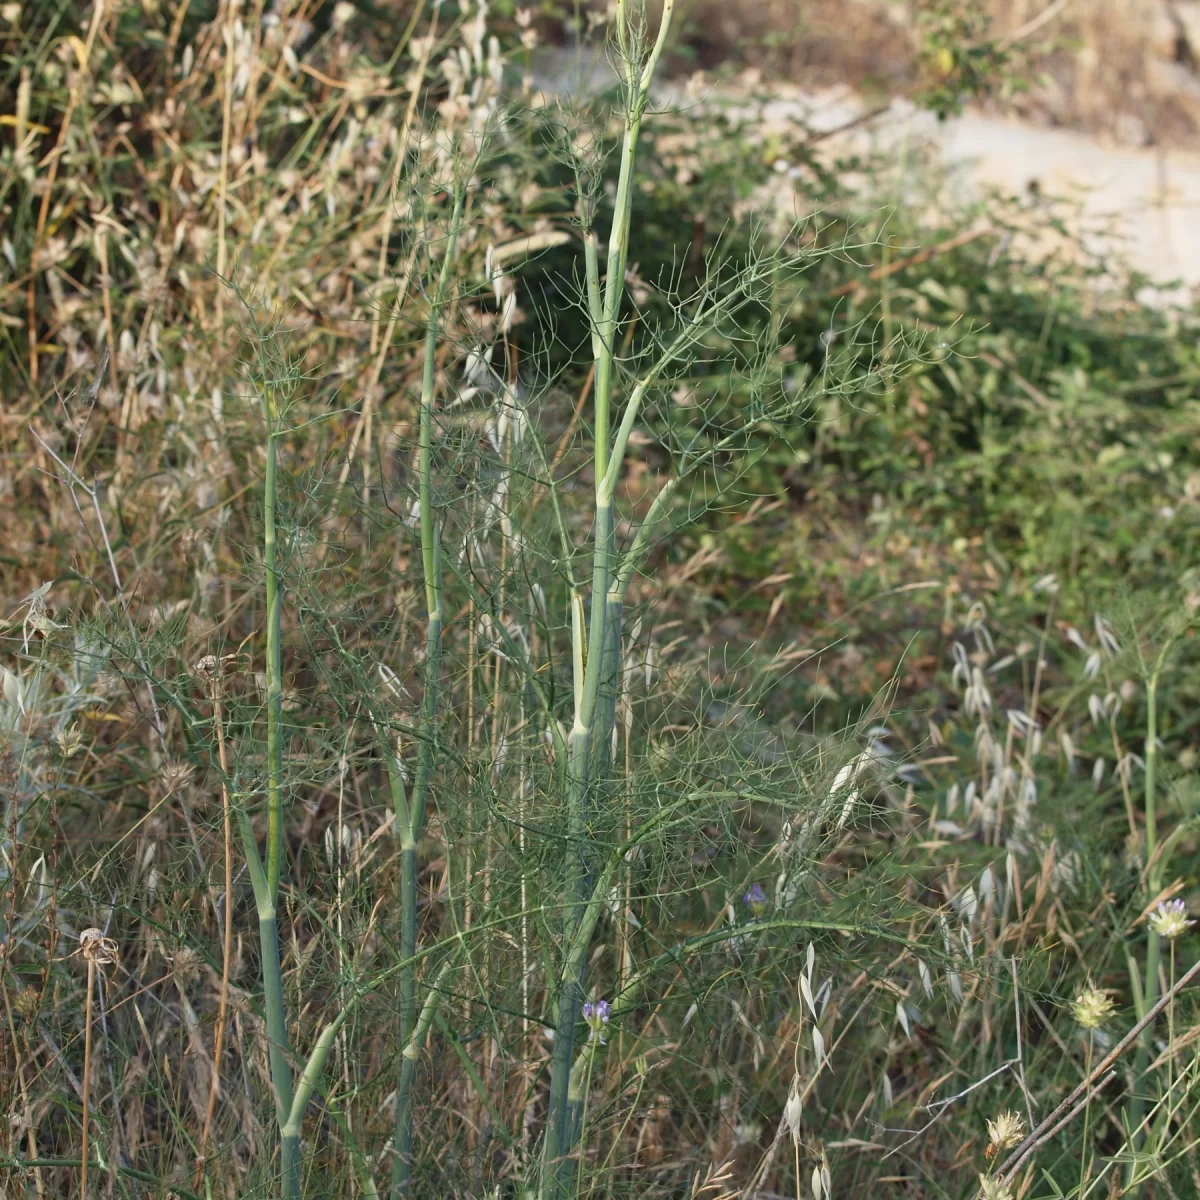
left=2, top=2, right=1200, bottom=1199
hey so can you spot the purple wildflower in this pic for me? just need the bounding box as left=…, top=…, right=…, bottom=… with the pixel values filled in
left=583, top=999, right=611, bottom=1043
left=743, top=882, right=767, bottom=916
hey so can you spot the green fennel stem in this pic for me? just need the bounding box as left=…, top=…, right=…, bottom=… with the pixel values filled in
left=391, top=183, right=465, bottom=1200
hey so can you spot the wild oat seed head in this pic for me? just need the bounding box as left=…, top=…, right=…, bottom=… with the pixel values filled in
left=986, top=1110, right=1025, bottom=1152
left=54, top=724, right=84, bottom=758
left=784, top=1078, right=803, bottom=1144
left=1150, top=898, right=1191, bottom=940
left=1071, top=985, right=1114, bottom=1030
left=78, top=928, right=119, bottom=966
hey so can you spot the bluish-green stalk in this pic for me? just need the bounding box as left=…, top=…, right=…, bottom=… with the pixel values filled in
left=1127, top=638, right=1174, bottom=1179
left=542, top=5, right=676, bottom=1195
left=390, top=182, right=466, bottom=1200
left=237, top=374, right=298, bottom=1198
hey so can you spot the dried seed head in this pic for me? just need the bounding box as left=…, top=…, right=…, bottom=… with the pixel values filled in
left=986, top=1110, right=1025, bottom=1154
left=78, top=928, right=118, bottom=966
left=784, top=1077, right=803, bottom=1145
left=54, top=724, right=84, bottom=758
left=159, top=761, right=194, bottom=795
left=1071, top=985, right=1114, bottom=1030
left=192, top=654, right=219, bottom=682
left=171, top=947, right=202, bottom=986
left=12, top=987, right=39, bottom=1018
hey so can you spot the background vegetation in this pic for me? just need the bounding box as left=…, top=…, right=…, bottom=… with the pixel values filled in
left=1, top=2, right=1199, bottom=1200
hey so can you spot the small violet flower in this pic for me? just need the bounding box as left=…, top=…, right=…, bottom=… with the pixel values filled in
left=583, top=999, right=611, bottom=1044
left=743, top=882, right=767, bottom=918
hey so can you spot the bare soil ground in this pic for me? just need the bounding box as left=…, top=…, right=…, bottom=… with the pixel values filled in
left=579, top=0, right=1200, bottom=148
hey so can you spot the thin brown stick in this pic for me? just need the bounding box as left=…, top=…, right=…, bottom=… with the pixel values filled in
left=80, top=957, right=95, bottom=1199
left=164, top=0, right=192, bottom=88
left=800, top=103, right=891, bottom=149
left=1001, top=0, right=1070, bottom=46
left=195, top=671, right=234, bottom=1187
left=214, top=0, right=236, bottom=327
left=542, top=308, right=639, bottom=490
left=28, top=0, right=105, bottom=385
left=828, top=225, right=994, bottom=298
left=369, top=1, right=436, bottom=355
left=1011, top=956, right=1037, bottom=1134
left=94, top=228, right=120, bottom=401
left=2, top=980, right=45, bottom=1198
left=550, top=363, right=595, bottom=474
left=999, top=954, right=1200, bottom=1182
left=1037, top=1071, right=1118, bottom=1150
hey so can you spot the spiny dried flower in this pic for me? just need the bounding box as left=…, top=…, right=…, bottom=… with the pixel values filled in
left=976, top=1174, right=1013, bottom=1200
left=1071, top=985, right=1115, bottom=1030
left=11, top=987, right=39, bottom=1019
left=159, top=760, right=194, bottom=795
left=192, top=654, right=219, bottom=682
left=1150, top=898, right=1191, bottom=941
left=171, top=947, right=202, bottom=986
left=78, top=928, right=119, bottom=967
left=985, top=1110, right=1025, bottom=1156
left=19, top=581, right=61, bottom=651
left=582, top=999, right=611, bottom=1044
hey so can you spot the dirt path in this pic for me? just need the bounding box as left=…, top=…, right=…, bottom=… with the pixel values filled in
left=532, top=49, right=1200, bottom=304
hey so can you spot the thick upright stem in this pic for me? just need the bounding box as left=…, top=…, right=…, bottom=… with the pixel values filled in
left=542, top=8, right=675, bottom=1195
left=249, top=379, right=296, bottom=1199
left=595, top=595, right=625, bottom=780
left=1129, top=668, right=1163, bottom=1165
left=544, top=466, right=616, bottom=1200
left=196, top=685, right=235, bottom=1187
left=390, top=185, right=464, bottom=1200
left=1144, top=674, right=1159, bottom=871
left=265, top=397, right=285, bottom=899
left=391, top=836, right=419, bottom=1192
